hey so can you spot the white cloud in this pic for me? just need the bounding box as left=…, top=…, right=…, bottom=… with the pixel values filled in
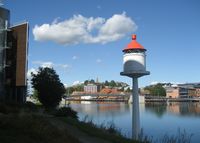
left=33, top=12, right=137, bottom=45
left=32, top=61, right=70, bottom=70
left=72, top=80, right=83, bottom=86
left=72, top=56, right=78, bottom=60
left=64, top=83, right=68, bottom=87
left=96, top=59, right=102, bottom=63
left=57, top=64, right=70, bottom=69
left=52, top=17, right=61, bottom=24
left=150, top=81, right=159, bottom=85
left=97, top=5, right=101, bottom=9
left=33, top=61, right=54, bottom=68
left=27, top=68, right=38, bottom=79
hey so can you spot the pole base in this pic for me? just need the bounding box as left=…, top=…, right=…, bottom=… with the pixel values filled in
left=120, top=71, right=150, bottom=78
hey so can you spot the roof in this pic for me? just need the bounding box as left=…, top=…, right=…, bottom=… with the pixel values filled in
left=123, top=34, right=146, bottom=52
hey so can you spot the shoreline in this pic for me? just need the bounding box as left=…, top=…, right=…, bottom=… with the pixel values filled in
left=64, top=97, right=200, bottom=103
left=0, top=103, right=139, bottom=143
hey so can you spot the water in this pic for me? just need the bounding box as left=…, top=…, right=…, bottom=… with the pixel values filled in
left=67, top=101, right=200, bottom=142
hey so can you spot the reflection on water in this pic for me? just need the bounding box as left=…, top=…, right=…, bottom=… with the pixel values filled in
left=70, top=101, right=129, bottom=117
left=68, top=101, right=200, bottom=143
left=145, top=103, right=167, bottom=118
left=145, top=102, right=200, bottom=117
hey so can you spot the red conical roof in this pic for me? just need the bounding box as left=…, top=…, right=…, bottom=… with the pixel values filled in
left=123, top=34, right=145, bottom=52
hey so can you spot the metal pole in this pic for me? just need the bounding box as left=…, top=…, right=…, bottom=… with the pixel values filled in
left=132, top=77, right=140, bottom=140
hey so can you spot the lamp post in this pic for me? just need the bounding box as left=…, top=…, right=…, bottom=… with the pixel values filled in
left=120, top=34, right=150, bottom=139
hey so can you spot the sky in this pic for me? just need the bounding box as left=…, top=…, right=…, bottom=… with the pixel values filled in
left=4, top=0, right=200, bottom=87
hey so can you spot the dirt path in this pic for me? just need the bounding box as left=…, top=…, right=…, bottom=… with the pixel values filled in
left=49, top=118, right=112, bottom=143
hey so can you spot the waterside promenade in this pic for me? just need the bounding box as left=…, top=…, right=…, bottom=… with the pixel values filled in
left=63, top=94, right=200, bottom=102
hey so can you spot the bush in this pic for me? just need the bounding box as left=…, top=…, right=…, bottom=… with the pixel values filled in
left=0, top=103, right=20, bottom=114
left=0, top=103, right=8, bottom=114
left=54, top=107, right=78, bottom=119
left=31, top=67, right=65, bottom=109
left=22, top=101, right=39, bottom=112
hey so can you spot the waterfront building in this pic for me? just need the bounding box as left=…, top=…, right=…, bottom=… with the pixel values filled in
left=100, top=88, right=119, bottom=94
left=166, top=86, right=189, bottom=98
left=178, top=82, right=200, bottom=88
left=165, top=86, right=178, bottom=98
left=0, top=7, right=28, bottom=103
left=84, top=83, right=102, bottom=93
left=165, top=83, right=200, bottom=98
left=188, top=88, right=196, bottom=97
left=195, top=88, right=200, bottom=97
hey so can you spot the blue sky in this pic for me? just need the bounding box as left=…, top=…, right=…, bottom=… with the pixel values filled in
left=4, top=0, right=200, bottom=87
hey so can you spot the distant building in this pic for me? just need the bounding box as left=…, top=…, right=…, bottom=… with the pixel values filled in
left=166, top=86, right=189, bottom=98
left=84, top=84, right=102, bottom=93
left=165, top=83, right=200, bottom=98
left=0, top=7, right=28, bottom=103
left=188, top=88, right=196, bottom=97
left=100, top=88, right=118, bottom=94
left=195, top=88, right=200, bottom=97
left=165, top=86, right=179, bottom=98
left=139, top=88, right=150, bottom=96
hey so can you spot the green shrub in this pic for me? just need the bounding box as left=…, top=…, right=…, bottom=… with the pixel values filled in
left=0, top=114, right=80, bottom=143
left=54, top=107, right=78, bottom=119
left=31, top=67, right=65, bottom=109
left=0, top=103, right=7, bottom=114
left=0, top=103, right=20, bottom=114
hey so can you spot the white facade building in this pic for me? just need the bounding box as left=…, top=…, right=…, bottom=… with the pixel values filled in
left=84, top=84, right=101, bottom=93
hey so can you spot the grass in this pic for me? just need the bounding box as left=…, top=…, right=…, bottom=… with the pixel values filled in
left=60, top=115, right=193, bottom=143
left=153, top=128, right=193, bottom=143
left=0, top=102, right=193, bottom=143
left=53, top=106, right=78, bottom=119
left=60, top=116, right=142, bottom=143
left=0, top=113, right=80, bottom=143
left=0, top=102, right=79, bottom=143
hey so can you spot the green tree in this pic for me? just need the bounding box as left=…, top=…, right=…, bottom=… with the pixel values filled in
left=65, top=87, right=74, bottom=95
left=32, top=89, right=39, bottom=101
left=84, top=80, right=89, bottom=85
left=90, top=79, right=95, bottom=84
left=119, top=87, right=124, bottom=92
left=126, top=87, right=131, bottom=93
left=110, top=80, right=116, bottom=87
left=65, top=84, right=84, bottom=95
left=144, top=83, right=166, bottom=96
left=104, top=80, right=109, bottom=86
left=75, top=85, right=84, bottom=91
left=31, top=67, right=65, bottom=108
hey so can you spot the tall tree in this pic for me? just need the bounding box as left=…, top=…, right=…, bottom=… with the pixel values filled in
left=31, top=67, right=65, bottom=108
left=104, top=80, right=109, bottom=86
left=144, top=83, right=166, bottom=96
left=65, top=87, right=74, bottom=95
left=84, top=80, right=89, bottom=85
left=32, top=89, right=39, bottom=101
left=126, top=87, right=131, bottom=93
left=90, top=79, right=95, bottom=84
left=110, top=80, right=116, bottom=87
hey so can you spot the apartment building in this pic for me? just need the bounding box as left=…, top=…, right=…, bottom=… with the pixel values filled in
left=0, top=7, right=28, bottom=103
left=165, top=83, right=200, bottom=98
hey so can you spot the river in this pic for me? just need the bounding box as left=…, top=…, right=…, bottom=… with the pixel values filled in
left=67, top=101, right=200, bottom=143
